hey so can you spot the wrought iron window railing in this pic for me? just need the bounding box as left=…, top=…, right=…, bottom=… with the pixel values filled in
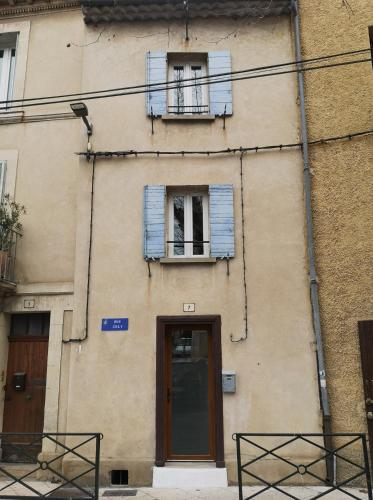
left=234, top=433, right=372, bottom=500
left=0, top=432, right=102, bottom=500
left=168, top=105, right=210, bottom=115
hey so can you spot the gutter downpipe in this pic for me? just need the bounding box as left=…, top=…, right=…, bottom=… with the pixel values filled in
left=291, top=0, right=334, bottom=484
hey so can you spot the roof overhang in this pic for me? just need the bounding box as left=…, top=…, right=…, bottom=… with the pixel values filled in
left=82, top=0, right=292, bottom=24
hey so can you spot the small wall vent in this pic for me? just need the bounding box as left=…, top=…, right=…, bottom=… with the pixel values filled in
left=110, top=470, right=128, bottom=485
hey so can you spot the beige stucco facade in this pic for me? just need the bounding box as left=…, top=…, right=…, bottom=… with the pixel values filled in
left=299, top=0, right=373, bottom=478
left=0, top=3, right=326, bottom=486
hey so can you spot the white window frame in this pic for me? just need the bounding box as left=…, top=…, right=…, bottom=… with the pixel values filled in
left=168, top=59, right=209, bottom=115
left=0, top=38, right=17, bottom=103
left=167, top=190, right=209, bottom=258
left=0, top=160, right=7, bottom=200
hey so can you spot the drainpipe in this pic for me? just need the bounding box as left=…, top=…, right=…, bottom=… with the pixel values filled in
left=291, top=0, right=334, bottom=484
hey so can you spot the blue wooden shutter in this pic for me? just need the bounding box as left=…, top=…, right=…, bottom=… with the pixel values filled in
left=144, top=185, right=166, bottom=259
left=146, top=52, right=167, bottom=117
left=209, top=184, right=234, bottom=258
left=208, top=51, right=233, bottom=116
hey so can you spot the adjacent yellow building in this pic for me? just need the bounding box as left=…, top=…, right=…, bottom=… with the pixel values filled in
left=299, top=0, right=373, bottom=478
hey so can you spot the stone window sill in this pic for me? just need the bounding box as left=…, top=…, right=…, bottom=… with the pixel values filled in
left=160, top=257, right=217, bottom=264
left=0, top=110, right=24, bottom=124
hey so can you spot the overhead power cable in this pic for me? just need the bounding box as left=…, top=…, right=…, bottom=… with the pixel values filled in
left=0, top=49, right=371, bottom=112
left=0, top=47, right=369, bottom=106
left=76, top=129, right=373, bottom=159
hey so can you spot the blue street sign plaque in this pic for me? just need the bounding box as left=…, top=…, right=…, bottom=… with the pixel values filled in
left=101, top=318, right=129, bottom=331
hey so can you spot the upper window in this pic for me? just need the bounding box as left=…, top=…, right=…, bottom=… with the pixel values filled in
left=146, top=51, right=233, bottom=118
left=0, top=33, right=17, bottom=103
left=168, top=189, right=209, bottom=257
left=168, top=56, right=208, bottom=115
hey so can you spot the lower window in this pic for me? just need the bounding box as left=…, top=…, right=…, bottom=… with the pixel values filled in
left=167, top=189, right=209, bottom=258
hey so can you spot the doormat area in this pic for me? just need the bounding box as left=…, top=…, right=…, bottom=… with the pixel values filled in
left=103, top=490, right=137, bottom=497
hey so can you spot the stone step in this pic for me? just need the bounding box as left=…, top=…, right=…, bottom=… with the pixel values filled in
left=0, top=462, right=39, bottom=480
left=152, top=464, right=228, bottom=488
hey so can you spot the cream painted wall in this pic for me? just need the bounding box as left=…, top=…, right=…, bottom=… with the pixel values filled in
left=0, top=9, right=322, bottom=486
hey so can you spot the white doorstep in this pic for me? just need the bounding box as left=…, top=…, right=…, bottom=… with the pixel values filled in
left=152, top=465, right=228, bottom=488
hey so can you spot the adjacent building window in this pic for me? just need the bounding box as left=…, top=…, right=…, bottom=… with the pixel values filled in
left=0, top=33, right=17, bottom=103
left=168, top=57, right=208, bottom=115
left=0, top=160, right=6, bottom=200
left=144, top=184, right=234, bottom=260
left=168, top=189, right=209, bottom=257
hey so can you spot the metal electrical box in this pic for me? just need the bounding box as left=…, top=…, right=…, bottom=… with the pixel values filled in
left=222, top=371, right=236, bottom=393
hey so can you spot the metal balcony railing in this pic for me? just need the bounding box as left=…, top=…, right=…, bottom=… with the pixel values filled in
left=168, top=105, right=209, bottom=115
left=0, top=228, right=20, bottom=284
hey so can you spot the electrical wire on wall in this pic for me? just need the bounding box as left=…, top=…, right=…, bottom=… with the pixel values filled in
left=0, top=48, right=371, bottom=111
left=76, top=129, right=373, bottom=159
left=230, top=153, right=249, bottom=343
left=61, top=127, right=372, bottom=344
left=63, top=155, right=96, bottom=344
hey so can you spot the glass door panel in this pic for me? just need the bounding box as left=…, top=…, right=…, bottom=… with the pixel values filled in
left=167, top=326, right=214, bottom=459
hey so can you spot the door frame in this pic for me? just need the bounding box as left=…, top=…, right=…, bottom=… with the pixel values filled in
left=155, top=315, right=224, bottom=467
left=358, top=320, right=373, bottom=470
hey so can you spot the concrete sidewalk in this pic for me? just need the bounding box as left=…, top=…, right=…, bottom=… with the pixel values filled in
left=100, top=486, right=369, bottom=499
left=0, top=482, right=370, bottom=499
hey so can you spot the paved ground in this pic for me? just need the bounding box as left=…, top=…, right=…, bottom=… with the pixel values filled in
left=0, top=482, right=370, bottom=499
left=101, top=486, right=370, bottom=499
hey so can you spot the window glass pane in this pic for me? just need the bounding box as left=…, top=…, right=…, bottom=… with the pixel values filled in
left=192, top=196, right=204, bottom=255
left=10, top=313, right=50, bottom=337
left=173, top=66, right=184, bottom=114
left=0, top=52, right=3, bottom=93
left=173, top=196, right=185, bottom=256
left=170, top=328, right=210, bottom=455
left=10, top=315, right=28, bottom=336
left=7, top=49, right=16, bottom=101
left=28, top=314, right=44, bottom=335
left=191, top=66, right=203, bottom=114
left=42, top=314, right=50, bottom=336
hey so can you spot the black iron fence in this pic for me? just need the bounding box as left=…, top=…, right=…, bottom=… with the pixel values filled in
left=234, top=433, right=372, bottom=500
left=0, top=433, right=102, bottom=500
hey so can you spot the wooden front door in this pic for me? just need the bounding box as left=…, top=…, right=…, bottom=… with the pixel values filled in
left=2, top=313, right=50, bottom=462
left=358, top=320, right=373, bottom=469
left=156, top=316, right=224, bottom=467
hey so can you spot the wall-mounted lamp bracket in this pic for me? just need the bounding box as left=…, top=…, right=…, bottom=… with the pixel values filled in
left=70, top=102, right=93, bottom=136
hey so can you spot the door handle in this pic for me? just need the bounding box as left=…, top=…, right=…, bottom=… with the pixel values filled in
left=167, top=388, right=171, bottom=402
left=367, top=411, right=373, bottom=420
left=25, top=394, right=32, bottom=400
